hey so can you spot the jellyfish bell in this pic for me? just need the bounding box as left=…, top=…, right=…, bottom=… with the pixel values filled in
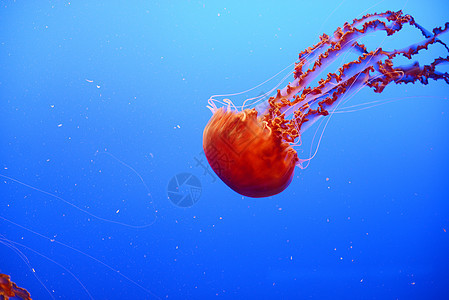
left=203, top=106, right=299, bottom=198
left=203, top=11, right=449, bottom=198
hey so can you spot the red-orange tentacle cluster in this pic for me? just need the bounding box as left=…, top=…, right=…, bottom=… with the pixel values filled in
left=262, top=11, right=449, bottom=144
left=0, top=273, right=32, bottom=300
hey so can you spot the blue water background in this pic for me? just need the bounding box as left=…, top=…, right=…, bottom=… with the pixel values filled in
left=1, top=0, right=449, bottom=299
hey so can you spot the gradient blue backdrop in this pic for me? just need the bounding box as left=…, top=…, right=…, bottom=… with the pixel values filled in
left=1, top=0, right=448, bottom=299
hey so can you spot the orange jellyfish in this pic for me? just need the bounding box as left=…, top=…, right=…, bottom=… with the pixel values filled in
left=203, top=11, right=449, bottom=198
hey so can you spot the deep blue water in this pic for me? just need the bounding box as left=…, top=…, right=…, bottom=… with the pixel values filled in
left=1, top=1, right=449, bottom=299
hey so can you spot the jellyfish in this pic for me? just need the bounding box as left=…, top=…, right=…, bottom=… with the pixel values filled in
left=203, top=11, right=449, bottom=198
